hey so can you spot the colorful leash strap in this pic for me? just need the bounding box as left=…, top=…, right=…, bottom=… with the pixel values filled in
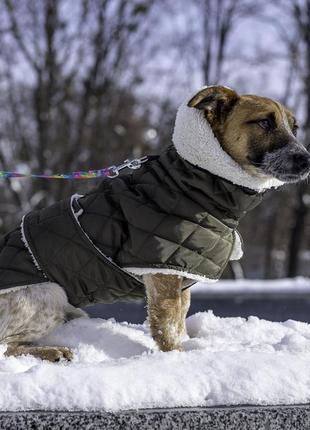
left=0, top=156, right=149, bottom=180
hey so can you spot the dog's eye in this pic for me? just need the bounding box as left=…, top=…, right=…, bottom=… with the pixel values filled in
left=292, top=124, right=298, bottom=136
left=257, top=119, right=271, bottom=131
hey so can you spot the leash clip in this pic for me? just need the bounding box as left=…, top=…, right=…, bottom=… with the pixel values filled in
left=106, top=166, right=120, bottom=178
left=107, top=156, right=149, bottom=178
left=127, top=156, right=148, bottom=170
left=118, top=158, right=143, bottom=171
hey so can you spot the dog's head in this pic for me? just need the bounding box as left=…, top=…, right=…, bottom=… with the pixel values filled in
left=187, top=86, right=310, bottom=183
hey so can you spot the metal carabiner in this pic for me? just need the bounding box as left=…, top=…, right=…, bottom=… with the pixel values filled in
left=127, top=159, right=141, bottom=170
left=106, top=156, right=148, bottom=178
left=128, top=156, right=149, bottom=170
left=106, top=166, right=119, bottom=178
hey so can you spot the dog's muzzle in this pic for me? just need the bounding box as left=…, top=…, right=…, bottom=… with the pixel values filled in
left=260, top=143, right=310, bottom=182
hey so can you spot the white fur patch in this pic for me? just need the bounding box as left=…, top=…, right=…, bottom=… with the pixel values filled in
left=172, top=87, right=285, bottom=192
left=0, top=282, right=77, bottom=344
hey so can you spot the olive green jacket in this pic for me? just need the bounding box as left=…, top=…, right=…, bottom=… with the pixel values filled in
left=9, top=145, right=262, bottom=307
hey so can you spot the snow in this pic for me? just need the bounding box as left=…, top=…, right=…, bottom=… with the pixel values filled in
left=191, top=277, right=310, bottom=295
left=1, top=309, right=310, bottom=411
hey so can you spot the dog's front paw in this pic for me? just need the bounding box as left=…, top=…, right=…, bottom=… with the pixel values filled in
left=35, top=346, right=74, bottom=362
left=157, top=341, right=183, bottom=352
left=5, top=345, right=73, bottom=362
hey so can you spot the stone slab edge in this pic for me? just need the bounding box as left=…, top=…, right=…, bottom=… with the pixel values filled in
left=0, top=404, right=310, bottom=430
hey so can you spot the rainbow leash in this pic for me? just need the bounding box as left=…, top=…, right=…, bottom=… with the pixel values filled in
left=0, top=156, right=149, bottom=180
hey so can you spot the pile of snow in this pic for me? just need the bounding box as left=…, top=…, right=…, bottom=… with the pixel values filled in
left=1, top=311, right=310, bottom=411
left=192, top=277, right=310, bottom=295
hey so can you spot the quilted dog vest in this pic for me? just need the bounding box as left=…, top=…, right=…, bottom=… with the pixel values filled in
left=0, top=145, right=263, bottom=307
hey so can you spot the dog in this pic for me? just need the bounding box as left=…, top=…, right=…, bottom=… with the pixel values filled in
left=0, top=85, right=309, bottom=362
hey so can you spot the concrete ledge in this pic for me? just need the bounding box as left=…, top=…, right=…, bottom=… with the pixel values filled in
left=1, top=405, right=310, bottom=430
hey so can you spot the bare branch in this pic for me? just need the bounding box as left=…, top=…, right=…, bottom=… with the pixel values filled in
left=4, top=0, right=40, bottom=72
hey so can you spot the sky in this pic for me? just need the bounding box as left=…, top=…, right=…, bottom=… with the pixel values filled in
left=137, top=1, right=299, bottom=115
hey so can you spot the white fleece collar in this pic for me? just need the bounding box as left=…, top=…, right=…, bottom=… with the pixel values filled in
left=172, top=89, right=284, bottom=192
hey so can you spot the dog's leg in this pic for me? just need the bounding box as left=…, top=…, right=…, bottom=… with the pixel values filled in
left=0, top=282, right=87, bottom=362
left=143, top=273, right=184, bottom=352
left=5, top=344, right=73, bottom=361
left=178, top=287, right=191, bottom=338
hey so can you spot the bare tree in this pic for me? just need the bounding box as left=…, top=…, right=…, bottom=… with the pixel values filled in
left=197, top=0, right=261, bottom=83
left=0, top=0, right=156, bottom=231
left=268, top=0, right=310, bottom=277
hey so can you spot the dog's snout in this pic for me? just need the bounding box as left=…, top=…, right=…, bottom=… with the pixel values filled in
left=292, top=152, right=310, bottom=173
left=261, top=144, right=310, bottom=182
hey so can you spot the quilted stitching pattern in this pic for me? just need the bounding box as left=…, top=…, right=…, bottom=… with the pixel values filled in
left=0, top=227, right=46, bottom=288
left=22, top=201, right=144, bottom=306
left=0, top=145, right=262, bottom=305
left=77, top=146, right=253, bottom=282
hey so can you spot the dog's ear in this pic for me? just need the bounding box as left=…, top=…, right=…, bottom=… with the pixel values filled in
left=187, top=86, right=239, bottom=125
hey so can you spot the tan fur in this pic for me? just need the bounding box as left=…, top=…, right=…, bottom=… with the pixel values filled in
left=143, top=274, right=190, bottom=352
left=220, top=96, right=296, bottom=171
left=188, top=86, right=298, bottom=177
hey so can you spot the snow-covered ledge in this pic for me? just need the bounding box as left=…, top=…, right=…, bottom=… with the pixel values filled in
left=191, top=277, right=310, bottom=295
left=1, top=312, right=310, bottom=411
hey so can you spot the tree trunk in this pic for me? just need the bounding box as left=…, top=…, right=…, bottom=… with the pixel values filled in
left=264, top=205, right=280, bottom=278
left=286, top=184, right=307, bottom=277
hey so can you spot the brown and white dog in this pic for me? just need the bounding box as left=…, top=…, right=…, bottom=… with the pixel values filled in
left=1, top=85, right=310, bottom=361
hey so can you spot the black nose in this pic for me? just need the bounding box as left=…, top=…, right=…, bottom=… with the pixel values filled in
left=292, top=153, right=310, bottom=173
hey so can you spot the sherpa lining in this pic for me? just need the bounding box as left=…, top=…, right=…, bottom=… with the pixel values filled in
left=172, top=86, right=284, bottom=192
left=124, top=267, right=218, bottom=283
left=230, top=231, right=243, bottom=260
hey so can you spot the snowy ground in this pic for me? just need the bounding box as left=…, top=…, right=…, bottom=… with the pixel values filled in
left=191, top=277, right=310, bottom=295
left=1, top=303, right=310, bottom=411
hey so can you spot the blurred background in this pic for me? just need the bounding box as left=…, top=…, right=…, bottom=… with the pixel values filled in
left=1, top=0, right=310, bottom=322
